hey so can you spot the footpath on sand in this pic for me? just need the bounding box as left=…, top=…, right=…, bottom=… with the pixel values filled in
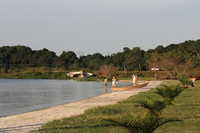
left=0, top=80, right=162, bottom=133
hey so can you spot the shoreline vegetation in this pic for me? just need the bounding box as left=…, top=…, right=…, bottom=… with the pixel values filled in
left=0, top=70, right=166, bottom=81
left=29, top=80, right=200, bottom=133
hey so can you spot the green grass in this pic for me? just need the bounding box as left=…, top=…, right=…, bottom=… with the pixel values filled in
left=31, top=80, right=200, bottom=133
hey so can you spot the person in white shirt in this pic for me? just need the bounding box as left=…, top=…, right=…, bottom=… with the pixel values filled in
left=112, top=77, right=117, bottom=87
left=132, top=74, right=138, bottom=86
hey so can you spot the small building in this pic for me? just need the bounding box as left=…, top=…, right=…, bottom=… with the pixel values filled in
left=151, top=68, right=164, bottom=71
left=66, top=71, right=93, bottom=77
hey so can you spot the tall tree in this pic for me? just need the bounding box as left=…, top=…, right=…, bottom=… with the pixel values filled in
left=154, top=45, right=166, bottom=53
left=88, top=53, right=104, bottom=70
left=111, top=53, right=123, bottom=70
left=123, top=47, right=145, bottom=70
left=59, top=51, right=78, bottom=70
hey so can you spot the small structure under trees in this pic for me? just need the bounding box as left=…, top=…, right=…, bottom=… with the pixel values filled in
left=66, top=71, right=93, bottom=77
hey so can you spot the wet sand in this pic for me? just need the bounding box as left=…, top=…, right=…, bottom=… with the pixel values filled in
left=0, top=81, right=162, bottom=133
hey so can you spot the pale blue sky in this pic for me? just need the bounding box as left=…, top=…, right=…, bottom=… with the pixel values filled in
left=0, top=0, right=200, bottom=56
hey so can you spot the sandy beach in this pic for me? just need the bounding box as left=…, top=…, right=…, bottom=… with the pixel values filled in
left=0, top=80, right=162, bottom=133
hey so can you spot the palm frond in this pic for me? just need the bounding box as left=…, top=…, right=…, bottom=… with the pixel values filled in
left=101, top=113, right=181, bottom=133
left=136, top=98, right=168, bottom=116
left=177, top=73, right=191, bottom=86
left=155, top=84, right=185, bottom=103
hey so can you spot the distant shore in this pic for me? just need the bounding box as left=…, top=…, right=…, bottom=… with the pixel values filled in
left=0, top=80, right=162, bottom=133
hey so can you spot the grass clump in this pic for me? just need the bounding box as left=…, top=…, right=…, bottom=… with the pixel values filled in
left=31, top=80, right=200, bottom=133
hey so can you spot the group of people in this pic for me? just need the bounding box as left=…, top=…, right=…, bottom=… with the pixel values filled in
left=103, top=77, right=114, bottom=93
left=103, top=74, right=138, bottom=88
left=103, top=76, right=117, bottom=88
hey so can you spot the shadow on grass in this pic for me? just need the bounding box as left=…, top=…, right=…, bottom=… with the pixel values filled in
left=182, top=116, right=200, bottom=119
left=37, top=124, right=112, bottom=132
left=0, top=123, right=45, bottom=133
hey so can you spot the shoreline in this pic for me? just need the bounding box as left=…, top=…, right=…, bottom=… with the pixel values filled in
left=0, top=80, right=136, bottom=118
left=0, top=80, right=162, bottom=133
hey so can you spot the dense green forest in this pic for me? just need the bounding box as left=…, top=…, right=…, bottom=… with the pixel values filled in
left=0, top=39, right=200, bottom=79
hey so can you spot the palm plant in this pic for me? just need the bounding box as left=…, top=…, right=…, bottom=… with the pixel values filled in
left=135, top=84, right=185, bottom=117
left=101, top=84, right=185, bottom=133
left=177, top=73, right=191, bottom=87
left=136, top=97, right=168, bottom=116
left=102, top=113, right=180, bottom=133
left=155, top=84, right=185, bottom=105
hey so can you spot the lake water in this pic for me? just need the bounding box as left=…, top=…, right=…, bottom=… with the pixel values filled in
left=0, top=79, right=120, bottom=117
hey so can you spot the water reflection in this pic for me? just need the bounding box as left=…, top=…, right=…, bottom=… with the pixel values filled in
left=104, top=88, right=108, bottom=93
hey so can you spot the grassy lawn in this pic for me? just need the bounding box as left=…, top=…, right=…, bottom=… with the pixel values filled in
left=31, top=80, right=200, bottom=133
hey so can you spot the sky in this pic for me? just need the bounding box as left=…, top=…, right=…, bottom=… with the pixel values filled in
left=0, top=0, right=200, bottom=56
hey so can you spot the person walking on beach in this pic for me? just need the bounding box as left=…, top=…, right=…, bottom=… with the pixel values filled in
left=132, top=74, right=138, bottom=86
left=112, top=76, right=117, bottom=87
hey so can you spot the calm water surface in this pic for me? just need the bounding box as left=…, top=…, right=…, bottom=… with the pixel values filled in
left=0, top=79, right=120, bottom=117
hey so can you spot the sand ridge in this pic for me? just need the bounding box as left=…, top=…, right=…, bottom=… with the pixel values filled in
left=0, top=81, right=162, bottom=133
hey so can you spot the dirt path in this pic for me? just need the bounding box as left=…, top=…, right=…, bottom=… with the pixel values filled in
left=0, top=81, right=162, bottom=133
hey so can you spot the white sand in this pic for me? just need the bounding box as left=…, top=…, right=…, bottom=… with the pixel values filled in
left=0, top=81, right=162, bottom=133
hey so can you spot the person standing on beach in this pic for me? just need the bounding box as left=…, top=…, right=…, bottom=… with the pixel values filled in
left=112, top=76, right=117, bottom=87
left=132, top=74, right=138, bottom=86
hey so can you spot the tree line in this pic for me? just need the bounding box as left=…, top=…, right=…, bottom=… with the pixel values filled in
left=0, top=39, right=200, bottom=77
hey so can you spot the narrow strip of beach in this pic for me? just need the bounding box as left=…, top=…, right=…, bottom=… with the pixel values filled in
left=0, top=81, right=162, bottom=133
